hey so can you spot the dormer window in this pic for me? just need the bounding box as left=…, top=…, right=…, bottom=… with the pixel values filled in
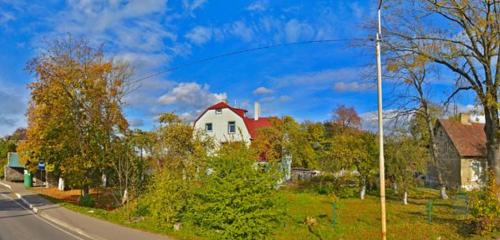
left=205, top=123, right=213, bottom=132
left=215, top=109, right=222, bottom=114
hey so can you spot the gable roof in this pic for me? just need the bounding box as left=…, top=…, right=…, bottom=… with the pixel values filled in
left=195, top=102, right=272, bottom=139
left=437, top=119, right=486, bottom=157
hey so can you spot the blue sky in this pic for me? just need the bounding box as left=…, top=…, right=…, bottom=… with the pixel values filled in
left=0, top=0, right=475, bottom=136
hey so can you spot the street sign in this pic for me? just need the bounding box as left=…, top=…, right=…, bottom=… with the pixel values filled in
left=38, top=162, right=45, bottom=171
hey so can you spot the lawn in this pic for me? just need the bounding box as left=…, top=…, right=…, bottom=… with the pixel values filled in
left=37, top=186, right=499, bottom=240
left=275, top=188, right=478, bottom=240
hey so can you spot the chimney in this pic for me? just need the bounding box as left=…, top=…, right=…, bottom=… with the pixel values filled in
left=460, top=113, right=471, bottom=125
left=254, top=102, right=260, bottom=120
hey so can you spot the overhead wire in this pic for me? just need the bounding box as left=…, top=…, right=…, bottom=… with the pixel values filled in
left=129, top=38, right=369, bottom=84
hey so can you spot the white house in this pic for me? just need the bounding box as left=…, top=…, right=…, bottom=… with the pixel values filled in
left=193, top=101, right=271, bottom=144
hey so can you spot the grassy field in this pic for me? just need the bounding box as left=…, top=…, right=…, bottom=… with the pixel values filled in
left=38, top=187, right=499, bottom=240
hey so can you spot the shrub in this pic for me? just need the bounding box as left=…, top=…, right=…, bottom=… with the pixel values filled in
left=139, top=168, right=192, bottom=228
left=79, top=195, right=95, bottom=207
left=467, top=170, right=500, bottom=235
left=186, top=143, right=286, bottom=240
left=0, top=159, right=5, bottom=179
left=304, top=174, right=359, bottom=198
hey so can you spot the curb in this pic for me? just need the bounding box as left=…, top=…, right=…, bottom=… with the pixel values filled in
left=1, top=181, right=39, bottom=213
left=0, top=180, right=103, bottom=240
left=0, top=181, right=12, bottom=191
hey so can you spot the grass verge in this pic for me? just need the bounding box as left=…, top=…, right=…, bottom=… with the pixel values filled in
left=40, top=187, right=499, bottom=240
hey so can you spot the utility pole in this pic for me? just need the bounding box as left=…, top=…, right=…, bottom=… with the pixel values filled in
left=376, top=0, right=387, bottom=239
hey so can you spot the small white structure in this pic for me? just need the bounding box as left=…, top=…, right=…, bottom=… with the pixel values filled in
left=194, top=101, right=271, bottom=144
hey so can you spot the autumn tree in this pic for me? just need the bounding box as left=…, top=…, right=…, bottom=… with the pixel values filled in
left=331, top=105, right=362, bottom=131
left=384, top=0, right=500, bottom=186
left=18, top=37, right=131, bottom=196
left=385, top=55, right=451, bottom=198
left=252, top=116, right=318, bottom=168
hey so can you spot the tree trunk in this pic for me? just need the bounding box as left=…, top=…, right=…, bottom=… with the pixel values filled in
left=484, top=106, right=500, bottom=186
left=58, top=177, right=65, bottom=191
left=393, top=182, right=398, bottom=194
left=82, top=185, right=90, bottom=197
left=403, top=191, right=408, bottom=205
left=121, top=189, right=128, bottom=205
left=440, top=185, right=448, bottom=200
left=360, top=181, right=366, bottom=200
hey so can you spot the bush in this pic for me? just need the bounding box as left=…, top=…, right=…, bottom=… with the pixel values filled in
left=304, top=174, right=359, bottom=198
left=139, top=168, right=192, bottom=228
left=79, top=195, right=95, bottom=207
left=467, top=171, right=500, bottom=235
left=185, top=143, right=286, bottom=239
left=0, top=160, right=5, bottom=179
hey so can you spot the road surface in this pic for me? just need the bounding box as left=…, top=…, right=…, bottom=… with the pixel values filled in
left=0, top=185, right=90, bottom=240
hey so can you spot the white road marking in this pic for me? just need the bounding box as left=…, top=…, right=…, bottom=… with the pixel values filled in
left=0, top=191, right=88, bottom=240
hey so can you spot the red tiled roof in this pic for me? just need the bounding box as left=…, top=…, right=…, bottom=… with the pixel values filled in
left=437, top=119, right=486, bottom=157
left=206, top=102, right=247, bottom=117
left=195, top=101, right=272, bottom=139
left=243, top=117, right=271, bottom=139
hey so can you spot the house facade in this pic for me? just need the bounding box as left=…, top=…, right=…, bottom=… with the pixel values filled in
left=193, top=101, right=271, bottom=144
left=429, top=115, right=486, bottom=190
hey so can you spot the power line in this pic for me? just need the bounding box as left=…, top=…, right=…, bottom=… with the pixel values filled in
left=130, top=38, right=367, bottom=83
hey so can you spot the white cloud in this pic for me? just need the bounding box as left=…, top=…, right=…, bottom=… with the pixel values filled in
left=0, top=11, right=15, bottom=26
left=247, top=0, right=268, bottom=12
left=50, top=0, right=173, bottom=72
left=334, top=82, right=374, bottom=92
left=128, top=118, right=144, bottom=127
left=185, top=26, right=213, bottom=45
left=253, top=87, right=274, bottom=95
left=124, top=78, right=176, bottom=106
left=359, top=109, right=400, bottom=132
left=158, top=82, right=227, bottom=110
left=271, top=67, right=369, bottom=90
left=259, top=95, right=291, bottom=103
left=182, top=0, right=207, bottom=14
left=229, top=21, right=254, bottom=42
left=285, top=19, right=314, bottom=42
left=0, top=84, right=28, bottom=137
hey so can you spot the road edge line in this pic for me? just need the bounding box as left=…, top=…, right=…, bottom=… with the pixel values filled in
left=0, top=180, right=106, bottom=240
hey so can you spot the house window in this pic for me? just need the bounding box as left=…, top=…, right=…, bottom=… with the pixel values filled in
left=205, top=123, right=213, bottom=132
left=215, top=109, right=222, bottom=114
left=228, top=121, right=236, bottom=133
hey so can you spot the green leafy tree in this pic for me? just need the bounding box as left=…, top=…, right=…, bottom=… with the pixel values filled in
left=0, top=138, right=17, bottom=179
left=468, top=170, right=500, bottom=234
left=322, top=129, right=377, bottom=199
left=139, top=112, right=213, bottom=228
left=187, top=143, right=285, bottom=239
left=386, top=133, right=428, bottom=205
left=321, top=106, right=377, bottom=199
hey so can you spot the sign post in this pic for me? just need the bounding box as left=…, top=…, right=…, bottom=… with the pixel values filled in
left=38, top=161, right=45, bottom=187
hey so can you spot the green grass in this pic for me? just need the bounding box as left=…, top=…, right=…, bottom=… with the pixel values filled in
left=42, top=188, right=499, bottom=240
left=274, top=188, right=482, bottom=240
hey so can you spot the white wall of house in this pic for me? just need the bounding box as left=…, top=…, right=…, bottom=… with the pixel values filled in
left=194, top=108, right=251, bottom=143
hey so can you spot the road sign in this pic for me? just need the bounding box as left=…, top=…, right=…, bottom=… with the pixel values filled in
left=38, top=162, right=45, bottom=171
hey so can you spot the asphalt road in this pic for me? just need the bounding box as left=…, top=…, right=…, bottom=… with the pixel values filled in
left=0, top=185, right=90, bottom=240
